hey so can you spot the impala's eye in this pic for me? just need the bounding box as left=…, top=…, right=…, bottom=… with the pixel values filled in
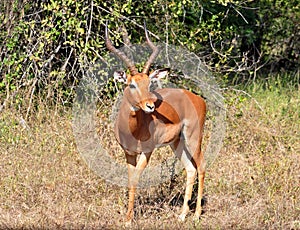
left=129, top=80, right=138, bottom=90
left=129, top=83, right=136, bottom=89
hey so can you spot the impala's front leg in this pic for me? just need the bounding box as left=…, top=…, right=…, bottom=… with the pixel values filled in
left=126, top=154, right=137, bottom=224
left=125, top=152, right=151, bottom=225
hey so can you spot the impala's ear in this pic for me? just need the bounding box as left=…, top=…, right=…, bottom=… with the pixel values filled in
left=149, top=68, right=170, bottom=79
left=113, top=71, right=127, bottom=83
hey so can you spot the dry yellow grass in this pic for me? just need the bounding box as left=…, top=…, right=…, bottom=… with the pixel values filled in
left=0, top=85, right=299, bottom=229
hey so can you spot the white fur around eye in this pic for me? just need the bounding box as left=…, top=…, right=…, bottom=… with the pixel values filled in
left=129, top=80, right=138, bottom=89
left=129, top=83, right=136, bottom=89
left=129, top=80, right=141, bottom=95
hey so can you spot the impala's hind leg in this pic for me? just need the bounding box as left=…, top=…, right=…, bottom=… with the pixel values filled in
left=184, top=136, right=205, bottom=221
left=194, top=150, right=205, bottom=220
left=125, top=152, right=151, bottom=225
left=171, top=140, right=197, bottom=222
left=184, top=120, right=206, bottom=221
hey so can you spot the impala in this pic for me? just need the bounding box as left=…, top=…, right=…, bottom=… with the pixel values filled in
left=105, top=22, right=206, bottom=224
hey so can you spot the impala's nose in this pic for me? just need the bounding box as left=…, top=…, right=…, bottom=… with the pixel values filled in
left=145, top=102, right=155, bottom=113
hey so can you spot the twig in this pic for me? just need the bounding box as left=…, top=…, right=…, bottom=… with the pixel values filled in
left=230, top=4, right=248, bottom=24
left=122, top=26, right=132, bottom=47
left=95, top=5, right=160, bottom=40
left=61, top=47, right=74, bottom=71
left=24, top=9, right=45, bottom=17
left=199, top=4, right=203, bottom=24
left=0, top=67, right=34, bottom=113
left=26, top=78, right=38, bottom=119
left=85, top=0, right=93, bottom=46
left=208, top=33, right=227, bottom=58
left=44, top=43, right=62, bottom=68
left=163, top=2, right=171, bottom=66
left=227, top=87, right=264, bottom=112
left=89, top=46, right=109, bottom=64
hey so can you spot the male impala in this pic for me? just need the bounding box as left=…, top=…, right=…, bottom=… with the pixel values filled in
left=105, top=22, right=206, bottom=224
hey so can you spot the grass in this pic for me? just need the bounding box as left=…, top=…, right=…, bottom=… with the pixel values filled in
left=0, top=77, right=299, bottom=229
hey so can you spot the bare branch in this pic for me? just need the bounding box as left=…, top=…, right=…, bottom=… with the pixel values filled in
left=231, top=4, right=248, bottom=24
left=85, top=0, right=93, bottom=46
left=95, top=5, right=160, bottom=40
left=209, top=33, right=227, bottom=58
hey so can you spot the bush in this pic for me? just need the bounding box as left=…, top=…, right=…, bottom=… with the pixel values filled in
left=0, top=0, right=298, bottom=111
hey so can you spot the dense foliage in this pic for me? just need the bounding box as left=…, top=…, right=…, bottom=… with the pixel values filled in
left=0, top=0, right=299, bottom=110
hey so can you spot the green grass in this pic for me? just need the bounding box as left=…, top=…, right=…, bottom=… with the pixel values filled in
left=0, top=76, right=299, bottom=229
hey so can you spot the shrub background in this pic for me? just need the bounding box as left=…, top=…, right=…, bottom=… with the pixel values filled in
left=1, top=0, right=299, bottom=108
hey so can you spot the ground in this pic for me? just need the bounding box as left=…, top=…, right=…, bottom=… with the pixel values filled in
left=0, top=84, right=299, bottom=229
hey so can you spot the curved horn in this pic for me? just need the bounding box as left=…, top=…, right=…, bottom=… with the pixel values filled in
left=142, top=21, right=160, bottom=74
left=105, top=21, right=138, bottom=76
